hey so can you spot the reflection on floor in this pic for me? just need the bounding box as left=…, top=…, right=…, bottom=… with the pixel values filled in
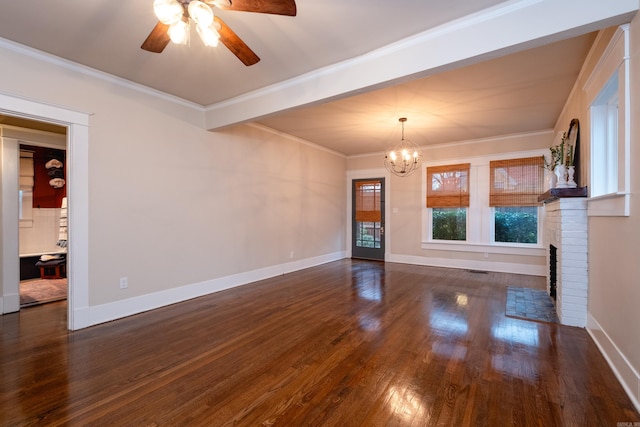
left=20, top=278, right=67, bottom=307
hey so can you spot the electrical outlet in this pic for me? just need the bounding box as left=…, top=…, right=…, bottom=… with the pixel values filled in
left=289, top=251, right=294, bottom=259
left=119, top=277, right=128, bottom=289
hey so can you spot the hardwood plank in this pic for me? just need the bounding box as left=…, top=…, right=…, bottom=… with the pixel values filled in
left=0, top=260, right=638, bottom=426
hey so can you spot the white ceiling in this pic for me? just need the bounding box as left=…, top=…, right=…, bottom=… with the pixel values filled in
left=0, top=0, right=636, bottom=155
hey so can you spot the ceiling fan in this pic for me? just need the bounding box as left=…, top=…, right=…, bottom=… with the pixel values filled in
left=141, top=0, right=297, bottom=66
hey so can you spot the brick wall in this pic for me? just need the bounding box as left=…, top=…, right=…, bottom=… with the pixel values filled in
left=544, top=198, right=588, bottom=327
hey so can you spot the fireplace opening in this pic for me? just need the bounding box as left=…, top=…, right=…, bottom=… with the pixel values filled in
left=549, top=244, right=557, bottom=300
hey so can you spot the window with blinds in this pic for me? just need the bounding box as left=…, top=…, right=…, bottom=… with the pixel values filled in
left=489, top=156, right=544, bottom=207
left=427, top=163, right=470, bottom=241
left=426, top=163, right=470, bottom=208
left=489, top=156, right=544, bottom=244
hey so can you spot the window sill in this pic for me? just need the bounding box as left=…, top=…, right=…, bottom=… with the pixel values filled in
left=588, top=192, right=630, bottom=217
left=421, top=241, right=545, bottom=256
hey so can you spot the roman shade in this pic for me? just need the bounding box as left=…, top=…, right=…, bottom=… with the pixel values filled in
left=354, top=180, right=381, bottom=222
left=426, top=163, right=470, bottom=208
left=489, top=156, right=544, bottom=206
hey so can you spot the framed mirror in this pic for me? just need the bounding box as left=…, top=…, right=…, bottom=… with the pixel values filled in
left=567, top=118, right=580, bottom=187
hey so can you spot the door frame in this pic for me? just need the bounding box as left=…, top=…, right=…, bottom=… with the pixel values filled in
left=346, top=168, right=391, bottom=261
left=0, top=91, right=90, bottom=330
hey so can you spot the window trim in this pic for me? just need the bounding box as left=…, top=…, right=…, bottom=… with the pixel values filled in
left=584, top=24, right=630, bottom=217
left=491, top=206, right=542, bottom=245
left=422, top=149, right=547, bottom=254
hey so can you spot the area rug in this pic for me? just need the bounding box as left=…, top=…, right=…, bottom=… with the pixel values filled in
left=505, top=286, right=558, bottom=323
left=20, top=278, right=67, bottom=307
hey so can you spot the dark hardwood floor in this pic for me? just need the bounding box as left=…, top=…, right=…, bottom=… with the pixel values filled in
left=1, top=260, right=638, bottom=426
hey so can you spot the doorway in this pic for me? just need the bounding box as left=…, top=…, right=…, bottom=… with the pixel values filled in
left=352, top=178, right=385, bottom=260
left=18, top=140, right=68, bottom=308
left=0, top=91, right=90, bottom=330
left=2, top=120, right=68, bottom=310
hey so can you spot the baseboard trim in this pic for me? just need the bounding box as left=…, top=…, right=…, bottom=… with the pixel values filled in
left=388, top=254, right=546, bottom=276
left=83, top=251, right=347, bottom=329
left=587, top=312, right=640, bottom=413
left=0, top=293, right=19, bottom=314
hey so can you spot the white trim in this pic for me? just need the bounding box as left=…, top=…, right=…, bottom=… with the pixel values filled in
left=205, top=0, right=639, bottom=130
left=0, top=38, right=203, bottom=112
left=588, top=192, right=630, bottom=216
left=388, top=254, right=546, bottom=276
left=0, top=135, right=20, bottom=314
left=247, top=123, right=346, bottom=158
left=420, top=241, right=544, bottom=256
left=586, top=25, right=631, bottom=216
left=587, top=312, right=640, bottom=413
left=345, top=130, right=555, bottom=160
left=0, top=90, right=90, bottom=331
left=421, top=148, right=548, bottom=252
left=86, top=251, right=346, bottom=327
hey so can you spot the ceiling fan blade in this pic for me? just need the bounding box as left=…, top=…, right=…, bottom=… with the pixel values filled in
left=211, top=0, right=296, bottom=16
left=215, top=16, right=260, bottom=66
left=141, top=22, right=171, bottom=53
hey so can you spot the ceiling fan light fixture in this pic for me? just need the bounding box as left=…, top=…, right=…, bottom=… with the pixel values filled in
left=168, top=19, right=190, bottom=45
left=206, top=0, right=232, bottom=8
left=197, top=24, right=220, bottom=47
left=188, top=0, right=214, bottom=27
left=384, top=118, right=423, bottom=177
left=153, top=0, right=183, bottom=25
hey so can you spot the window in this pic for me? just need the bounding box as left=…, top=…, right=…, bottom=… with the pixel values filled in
left=489, top=156, right=543, bottom=244
left=590, top=73, right=619, bottom=198
left=584, top=24, right=630, bottom=217
left=494, top=207, right=538, bottom=244
left=427, top=163, right=470, bottom=241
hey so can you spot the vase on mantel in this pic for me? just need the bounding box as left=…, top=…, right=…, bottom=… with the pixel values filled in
left=547, top=169, right=558, bottom=189
left=567, top=165, right=577, bottom=188
left=555, top=164, right=568, bottom=188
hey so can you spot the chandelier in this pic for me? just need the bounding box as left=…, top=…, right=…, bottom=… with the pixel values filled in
left=384, top=118, right=423, bottom=177
left=153, top=0, right=230, bottom=47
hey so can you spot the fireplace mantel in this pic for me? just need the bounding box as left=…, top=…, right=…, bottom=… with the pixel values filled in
left=538, top=186, right=588, bottom=203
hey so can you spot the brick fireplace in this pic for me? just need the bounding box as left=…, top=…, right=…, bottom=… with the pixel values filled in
left=542, top=197, right=588, bottom=327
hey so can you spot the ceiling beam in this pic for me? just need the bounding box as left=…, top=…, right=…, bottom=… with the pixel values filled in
left=204, top=0, right=639, bottom=131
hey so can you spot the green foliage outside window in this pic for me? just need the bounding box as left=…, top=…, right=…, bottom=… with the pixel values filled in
left=494, top=207, right=538, bottom=243
left=432, top=208, right=466, bottom=241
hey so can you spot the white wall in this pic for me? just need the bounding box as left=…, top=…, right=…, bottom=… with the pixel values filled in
left=19, top=208, right=63, bottom=256
left=0, top=42, right=346, bottom=325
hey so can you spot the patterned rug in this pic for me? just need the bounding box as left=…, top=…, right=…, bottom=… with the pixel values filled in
left=20, top=278, right=67, bottom=307
left=505, top=286, right=558, bottom=323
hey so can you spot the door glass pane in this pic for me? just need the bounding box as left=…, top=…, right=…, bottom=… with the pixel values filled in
left=356, top=221, right=381, bottom=248
left=355, top=181, right=381, bottom=249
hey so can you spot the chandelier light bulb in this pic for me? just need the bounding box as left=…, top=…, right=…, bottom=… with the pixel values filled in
left=197, top=24, right=220, bottom=47
left=153, top=0, right=183, bottom=25
left=168, top=19, right=190, bottom=45
left=188, top=0, right=214, bottom=27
